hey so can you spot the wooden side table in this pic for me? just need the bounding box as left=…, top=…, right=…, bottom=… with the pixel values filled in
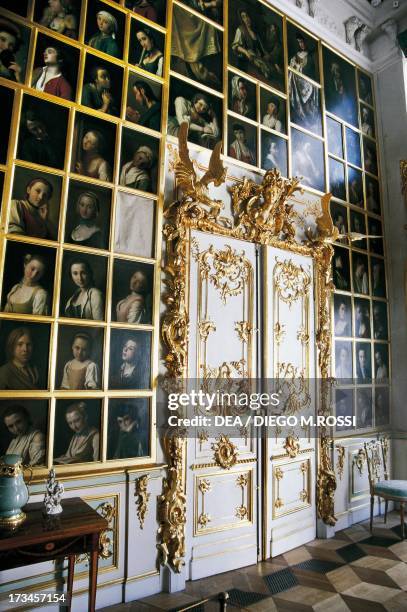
left=0, top=497, right=108, bottom=612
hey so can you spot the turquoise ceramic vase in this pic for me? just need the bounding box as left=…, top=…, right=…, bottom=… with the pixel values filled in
left=0, top=454, right=30, bottom=527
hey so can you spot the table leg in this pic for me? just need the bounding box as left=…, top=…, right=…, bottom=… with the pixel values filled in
left=89, top=533, right=100, bottom=612
left=67, top=554, right=75, bottom=612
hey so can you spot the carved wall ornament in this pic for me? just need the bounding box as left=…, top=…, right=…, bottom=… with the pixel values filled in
left=274, top=322, right=286, bottom=345
left=308, top=0, right=319, bottom=18
left=198, top=319, right=216, bottom=341
left=198, top=478, right=212, bottom=494
left=198, top=429, right=209, bottom=451
left=135, top=475, right=150, bottom=530
left=297, top=325, right=310, bottom=345
left=355, top=25, right=371, bottom=53
left=236, top=505, right=248, bottom=520
left=284, top=435, right=301, bottom=458
left=235, top=321, right=253, bottom=344
left=198, top=513, right=211, bottom=527
left=336, top=445, right=345, bottom=480
left=344, top=17, right=369, bottom=52
left=381, top=19, right=398, bottom=46
left=212, top=434, right=238, bottom=469
left=354, top=448, right=367, bottom=475
left=273, top=259, right=311, bottom=306
left=161, top=125, right=338, bottom=570
left=236, top=473, right=248, bottom=488
left=277, top=363, right=311, bottom=414
left=203, top=359, right=248, bottom=380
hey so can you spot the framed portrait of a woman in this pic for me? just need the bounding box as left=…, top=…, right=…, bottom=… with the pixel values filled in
left=107, top=397, right=150, bottom=460
left=0, top=320, right=50, bottom=390
left=348, top=166, right=363, bottom=207
left=125, top=0, right=167, bottom=28
left=363, top=137, right=378, bottom=176
left=260, top=89, right=286, bottom=134
left=333, top=294, right=352, bottom=338
left=129, top=18, right=165, bottom=76
left=227, top=117, right=257, bottom=167
left=114, top=192, right=155, bottom=258
left=119, top=128, right=159, bottom=194
left=0, top=86, right=14, bottom=164
left=56, top=324, right=104, bottom=391
left=331, top=201, right=348, bottom=239
left=171, top=4, right=223, bottom=92
left=287, top=23, right=319, bottom=84
left=112, top=259, right=154, bottom=325
left=126, top=72, right=162, bottom=131
left=368, top=217, right=383, bottom=256
left=71, top=112, right=116, bottom=183
left=60, top=251, right=108, bottom=321
left=177, top=0, right=223, bottom=24
left=53, top=399, right=101, bottom=464
left=291, top=128, right=325, bottom=193
left=85, top=0, right=125, bottom=60
left=323, top=47, right=358, bottom=127
left=334, top=389, right=354, bottom=433
left=65, top=180, right=112, bottom=251
left=109, top=329, right=152, bottom=390
left=1, top=241, right=56, bottom=317
left=261, top=131, right=287, bottom=177
left=0, top=400, right=48, bottom=466
left=350, top=210, right=367, bottom=250
left=34, top=0, right=81, bottom=40
left=228, top=72, right=256, bottom=121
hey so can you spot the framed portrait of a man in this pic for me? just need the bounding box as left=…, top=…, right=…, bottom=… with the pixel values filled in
left=355, top=341, right=371, bottom=383
left=356, top=388, right=373, bottom=429
left=335, top=389, right=354, bottom=432
left=107, top=398, right=150, bottom=460
left=126, top=72, right=162, bottom=131
left=112, top=259, right=154, bottom=325
left=345, top=127, right=361, bottom=168
left=261, top=131, right=287, bottom=177
left=0, top=86, right=14, bottom=164
left=109, top=329, right=152, bottom=390
left=372, top=301, right=388, bottom=340
left=9, top=166, right=62, bottom=241
left=71, top=112, right=116, bottom=183
left=326, top=116, right=343, bottom=159
left=0, top=16, right=31, bottom=84
left=53, top=399, right=101, bottom=464
left=350, top=210, right=367, bottom=250
left=365, top=176, right=381, bottom=215
left=1, top=241, right=56, bottom=318
left=332, top=246, right=350, bottom=292
left=260, top=89, right=286, bottom=134
left=374, top=345, right=388, bottom=382
left=60, top=250, right=108, bottom=321
left=227, top=117, right=257, bottom=167
left=114, top=192, right=155, bottom=258
left=32, top=32, right=79, bottom=102
left=360, top=104, right=375, bottom=138
left=0, top=400, right=48, bottom=466
left=228, top=72, right=257, bottom=121
left=82, top=53, right=123, bottom=117
left=0, top=320, right=50, bottom=390
left=352, top=253, right=369, bottom=295
left=375, top=387, right=389, bottom=427
left=65, top=180, right=112, bottom=251
left=171, top=4, right=223, bottom=91
left=348, top=166, right=363, bottom=207
left=333, top=294, right=352, bottom=338
left=354, top=297, right=371, bottom=339
left=371, top=257, right=386, bottom=298
left=329, top=158, right=346, bottom=202
left=56, top=325, right=104, bottom=391
left=358, top=70, right=373, bottom=106
left=363, top=137, right=378, bottom=176
left=368, top=217, right=383, bottom=256
left=291, top=128, right=325, bottom=193
left=323, top=47, right=358, bottom=127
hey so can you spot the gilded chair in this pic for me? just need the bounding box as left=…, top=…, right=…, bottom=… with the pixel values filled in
left=364, top=438, right=407, bottom=538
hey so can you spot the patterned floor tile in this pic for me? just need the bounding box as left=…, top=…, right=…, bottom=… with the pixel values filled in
left=313, top=593, right=351, bottom=611
left=326, top=565, right=361, bottom=593
left=386, top=562, right=407, bottom=590
left=337, top=544, right=367, bottom=563
left=263, top=568, right=298, bottom=595
left=341, top=582, right=401, bottom=603
left=389, top=540, right=407, bottom=562
left=282, top=546, right=312, bottom=566
left=226, top=588, right=270, bottom=608
left=273, top=584, right=339, bottom=607
left=350, top=566, right=401, bottom=590
left=293, top=559, right=344, bottom=574
left=360, top=536, right=400, bottom=548
left=351, top=555, right=400, bottom=571
left=384, top=590, right=407, bottom=611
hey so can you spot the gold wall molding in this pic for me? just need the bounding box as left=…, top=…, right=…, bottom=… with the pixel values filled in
left=273, top=259, right=311, bottom=306
left=284, top=435, right=301, bottom=458
left=160, top=125, right=338, bottom=570
left=135, top=475, right=151, bottom=530
left=354, top=448, right=367, bottom=476
left=212, top=434, right=238, bottom=469
left=335, top=445, right=345, bottom=480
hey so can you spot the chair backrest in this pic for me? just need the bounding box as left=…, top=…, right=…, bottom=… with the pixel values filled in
left=364, top=437, right=389, bottom=493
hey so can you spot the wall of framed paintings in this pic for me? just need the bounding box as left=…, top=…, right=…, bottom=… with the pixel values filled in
left=0, top=0, right=389, bottom=473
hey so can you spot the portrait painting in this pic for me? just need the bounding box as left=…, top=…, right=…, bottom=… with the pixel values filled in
left=1, top=241, right=56, bottom=317
left=0, top=86, right=14, bottom=164
left=326, top=116, right=343, bottom=159
left=374, top=344, right=389, bottom=382
left=126, top=72, right=161, bottom=131
left=228, top=117, right=257, bottom=167
left=71, top=112, right=116, bottom=183
left=85, top=0, right=125, bottom=60
left=287, top=23, right=319, bottom=83
left=352, top=253, right=369, bottom=295
left=323, top=47, right=358, bottom=127
left=125, top=0, right=167, bottom=27
left=331, top=202, right=348, bottom=239
left=9, top=166, right=62, bottom=241
left=289, top=73, right=322, bottom=135
left=0, top=400, right=48, bottom=466
left=348, top=166, right=363, bottom=207
left=261, top=131, right=287, bottom=176
left=60, top=251, right=108, bottom=321
left=114, top=192, right=155, bottom=258
left=109, top=329, right=152, bottom=390
left=112, top=259, right=154, bottom=325
left=372, top=301, right=388, bottom=340
left=332, top=246, right=350, bottom=291
left=291, top=128, right=325, bottom=193
left=333, top=294, right=352, bottom=338
left=334, top=340, right=352, bottom=381
left=56, top=324, right=104, bottom=390
left=355, top=341, right=371, bottom=383
left=363, top=137, right=378, bottom=176
left=107, top=398, right=150, bottom=460
left=32, top=32, right=79, bottom=102
left=168, top=77, right=222, bottom=150
left=260, top=89, right=286, bottom=134
left=360, top=103, right=375, bottom=138
left=171, top=4, right=223, bottom=91
left=178, top=0, right=223, bottom=24
left=82, top=53, right=123, bottom=117
left=368, top=217, right=383, bottom=256
left=53, top=399, right=101, bottom=464
left=2, top=0, right=29, bottom=17
left=350, top=210, right=367, bottom=249
left=329, top=158, right=346, bottom=201
left=228, top=72, right=256, bottom=121
left=65, top=180, right=112, bottom=251
left=120, top=128, right=159, bottom=193
left=358, top=70, right=373, bottom=106
left=34, top=0, right=81, bottom=40
left=345, top=127, right=361, bottom=168
left=356, top=388, right=372, bottom=429
left=0, top=320, right=50, bottom=390
left=375, top=387, right=389, bottom=427
left=17, top=95, right=69, bottom=170
left=365, top=176, right=381, bottom=215
left=371, top=257, right=386, bottom=298
left=0, top=16, right=30, bottom=84
left=335, top=389, right=353, bottom=432
left=228, top=0, right=284, bottom=91
left=354, top=297, right=370, bottom=339
left=129, top=19, right=165, bottom=77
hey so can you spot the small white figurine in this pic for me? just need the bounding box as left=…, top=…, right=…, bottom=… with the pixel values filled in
left=43, top=468, right=64, bottom=515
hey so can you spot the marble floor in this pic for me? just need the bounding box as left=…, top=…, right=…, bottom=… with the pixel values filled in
left=103, top=512, right=407, bottom=611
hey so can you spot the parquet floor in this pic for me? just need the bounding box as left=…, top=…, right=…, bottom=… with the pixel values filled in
left=103, top=512, right=407, bottom=611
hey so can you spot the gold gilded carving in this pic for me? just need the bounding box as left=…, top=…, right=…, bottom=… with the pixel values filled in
left=274, top=322, right=286, bottom=345
left=198, top=478, right=212, bottom=494
left=275, top=467, right=284, bottom=480
left=284, top=435, right=300, bottom=458
left=335, top=445, right=345, bottom=480
left=198, top=319, right=216, bottom=340
left=236, top=505, right=248, bottom=520
left=274, top=466, right=284, bottom=510
left=236, top=473, right=248, bottom=488
left=277, top=363, right=311, bottom=414
left=198, top=513, right=211, bottom=527
left=203, top=359, right=247, bottom=380
left=135, top=475, right=150, bottom=530
left=98, top=502, right=115, bottom=560
left=300, top=460, right=310, bottom=503
left=235, top=321, right=253, bottom=344
left=401, top=160, right=407, bottom=205
left=354, top=448, right=367, bottom=476
left=317, top=437, right=337, bottom=526
left=198, top=430, right=209, bottom=451
left=297, top=325, right=310, bottom=344
left=212, top=434, right=238, bottom=469
left=231, top=169, right=302, bottom=242
left=380, top=436, right=389, bottom=479
left=299, top=490, right=308, bottom=502
left=274, top=259, right=311, bottom=306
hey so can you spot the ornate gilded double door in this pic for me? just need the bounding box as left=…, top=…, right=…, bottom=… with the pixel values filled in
left=185, top=230, right=316, bottom=580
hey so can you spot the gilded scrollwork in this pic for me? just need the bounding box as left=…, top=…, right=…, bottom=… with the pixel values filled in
left=198, top=319, right=216, bottom=341
left=354, top=448, right=367, bottom=476
left=212, top=434, right=238, bottom=469
left=235, top=321, right=253, bottom=344
left=277, top=363, right=311, bottom=414
left=274, top=322, right=286, bottom=345
left=274, top=259, right=311, bottom=306
left=284, top=435, right=300, bottom=458
left=236, top=505, right=248, bottom=520
left=135, top=475, right=150, bottom=530
left=335, top=445, right=345, bottom=480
